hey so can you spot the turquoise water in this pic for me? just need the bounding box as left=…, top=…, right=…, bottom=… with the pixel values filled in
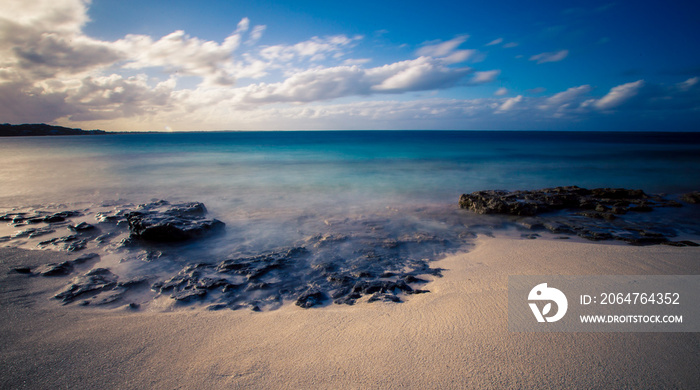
left=2, top=131, right=699, bottom=209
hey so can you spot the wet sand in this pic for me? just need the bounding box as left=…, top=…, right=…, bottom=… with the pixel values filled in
left=1, top=236, right=699, bottom=389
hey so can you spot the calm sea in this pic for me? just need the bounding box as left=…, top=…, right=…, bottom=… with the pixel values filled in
left=2, top=131, right=700, bottom=206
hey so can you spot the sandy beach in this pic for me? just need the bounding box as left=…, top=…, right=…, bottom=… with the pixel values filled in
left=1, top=236, right=698, bottom=389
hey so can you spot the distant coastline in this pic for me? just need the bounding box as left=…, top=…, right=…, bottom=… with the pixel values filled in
left=0, top=123, right=109, bottom=137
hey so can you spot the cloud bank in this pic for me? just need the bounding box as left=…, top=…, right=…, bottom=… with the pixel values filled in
left=0, top=0, right=698, bottom=131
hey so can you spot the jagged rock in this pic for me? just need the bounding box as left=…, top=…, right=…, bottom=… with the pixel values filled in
left=517, top=217, right=545, bottom=230
left=54, top=268, right=118, bottom=304
left=73, top=253, right=99, bottom=264
left=662, top=240, right=700, bottom=247
left=69, top=222, right=95, bottom=232
left=13, top=226, right=56, bottom=238
left=36, top=261, right=74, bottom=276
left=368, top=293, right=402, bottom=303
left=403, top=275, right=429, bottom=284
left=171, top=288, right=207, bottom=302
left=680, top=191, right=700, bottom=204
left=459, top=186, right=670, bottom=216
left=206, top=303, right=228, bottom=311
left=11, top=266, right=32, bottom=274
left=351, top=280, right=413, bottom=295
left=296, top=289, right=326, bottom=308
left=126, top=202, right=224, bottom=242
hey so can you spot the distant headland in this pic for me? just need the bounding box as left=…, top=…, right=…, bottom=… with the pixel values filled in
left=0, top=123, right=109, bottom=137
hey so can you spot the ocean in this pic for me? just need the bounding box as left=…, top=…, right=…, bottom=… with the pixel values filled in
left=1, top=130, right=699, bottom=309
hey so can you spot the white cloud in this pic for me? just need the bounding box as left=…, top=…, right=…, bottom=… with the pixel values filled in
left=236, top=18, right=250, bottom=33
left=470, top=70, right=500, bottom=84
left=417, top=35, right=469, bottom=57
left=539, top=85, right=592, bottom=109
left=118, top=30, right=242, bottom=86
left=259, top=35, right=361, bottom=63
left=230, top=57, right=471, bottom=105
left=594, top=80, right=644, bottom=110
left=414, top=35, right=478, bottom=65
left=503, top=42, right=519, bottom=48
left=529, top=49, right=569, bottom=64
left=678, top=77, right=699, bottom=91
left=497, top=95, right=523, bottom=112
left=246, top=25, right=266, bottom=45
left=485, top=38, right=503, bottom=46
left=4, top=0, right=698, bottom=132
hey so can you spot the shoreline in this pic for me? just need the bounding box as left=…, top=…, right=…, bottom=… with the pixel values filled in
left=2, top=235, right=698, bottom=388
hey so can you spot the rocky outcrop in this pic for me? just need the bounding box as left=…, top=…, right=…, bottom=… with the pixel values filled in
left=458, top=186, right=677, bottom=216
left=460, top=186, right=695, bottom=246
left=126, top=201, right=225, bottom=242
left=680, top=191, right=700, bottom=204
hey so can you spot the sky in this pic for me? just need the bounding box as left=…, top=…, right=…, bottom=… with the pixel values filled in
left=1, top=0, right=699, bottom=131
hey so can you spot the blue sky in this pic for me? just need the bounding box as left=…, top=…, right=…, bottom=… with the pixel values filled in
left=1, top=0, right=699, bottom=131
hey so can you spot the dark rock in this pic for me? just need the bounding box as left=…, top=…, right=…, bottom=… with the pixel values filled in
left=126, top=210, right=225, bottom=242
left=93, top=233, right=115, bottom=243
left=577, top=230, right=613, bottom=241
left=543, top=222, right=574, bottom=234
left=216, top=247, right=307, bottom=279
left=575, top=211, right=616, bottom=221
left=333, top=295, right=358, bottom=305
left=628, top=203, right=654, bottom=212
left=590, top=188, right=647, bottom=200
left=13, top=226, right=55, bottom=238
left=68, top=222, right=95, bottom=232
left=404, top=275, right=429, bottom=284
left=165, top=202, right=208, bottom=215
left=197, top=277, right=230, bottom=290
left=117, top=277, right=150, bottom=288
left=614, top=232, right=668, bottom=246
left=459, top=186, right=666, bottom=217
left=680, top=191, right=700, bottom=204
left=73, top=253, right=99, bottom=264
left=662, top=240, right=700, bottom=247
left=64, top=239, right=87, bottom=252
left=517, top=217, right=545, bottom=230
left=36, top=261, right=74, bottom=276
left=93, top=289, right=126, bottom=305
left=171, top=288, right=207, bottom=302
left=610, top=206, right=628, bottom=215
left=368, top=293, right=402, bottom=303
left=296, top=289, right=326, bottom=308
left=206, top=303, right=228, bottom=311
left=11, top=266, right=32, bottom=274
left=54, top=268, right=118, bottom=304
left=128, top=303, right=140, bottom=310
left=522, top=233, right=540, bottom=239
left=352, top=280, right=413, bottom=295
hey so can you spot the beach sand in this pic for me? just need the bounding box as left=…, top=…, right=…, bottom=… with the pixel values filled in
left=1, top=236, right=699, bottom=389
